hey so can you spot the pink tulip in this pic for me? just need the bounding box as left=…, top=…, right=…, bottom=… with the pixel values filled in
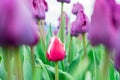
left=46, top=36, right=66, bottom=62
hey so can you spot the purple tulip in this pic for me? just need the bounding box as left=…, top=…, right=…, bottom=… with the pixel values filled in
left=0, top=0, right=39, bottom=46
left=75, top=11, right=89, bottom=34
left=70, top=10, right=89, bottom=37
left=88, top=0, right=117, bottom=49
left=28, top=0, right=48, bottom=20
left=57, top=0, right=70, bottom=3
left=72, top=2, right=84, bottom=15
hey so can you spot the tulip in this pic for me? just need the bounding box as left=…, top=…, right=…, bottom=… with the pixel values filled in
left=88, top=0, right=116, bottom=49
left=0, top=0, right=39, bottom=46
left=70, top=10, right=89, bottom=37
left=57, top=0, right=70, bottom=3
left=28, top=0, right=48, bottom=20
left=75, top=10, right=89, bottom=34
left=72, top=2, right=84, bottom=15
left=88, top=0, right=120, bottom=78
left=46, top=36, right=66, bottom=80
left=46, top=36, right=66, bottom=62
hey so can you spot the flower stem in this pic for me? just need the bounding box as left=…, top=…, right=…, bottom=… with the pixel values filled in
left=68, top=36, right=72, bottom=63
left=82, top=33, right=87, bottom=57
left=2, top=47, right=12, bottom=80
left=93, top=49, right=97, bottom=80
left=60, top=2, right=64, bottom=43
left=13, top=47, right=23, bottom=80
left=59, top=2, right=65, bottom=71
left=55, top=62, right=59, bottom=80
left=99, top=49, right=110, bottom=80
left=38, top=20, right=47, bottom=63
left=30, top=46, right=35, bottom=79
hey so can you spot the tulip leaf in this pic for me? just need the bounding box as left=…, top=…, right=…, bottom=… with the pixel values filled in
left=67, top=49, right=83, bottom=73
left=0, top=56, right=1, bottom=63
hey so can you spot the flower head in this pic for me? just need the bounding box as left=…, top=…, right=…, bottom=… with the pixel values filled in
left=72, top=2, right=84, bottom=15
left=28, top=0, right=48, bottom=20
left=88, top=0, right=117, bottom=49
left=75, top=11, right=89, bottom=33
left=0, top=0, right=39, bottom=46
left=57, top=0, right=70, bottom=3
left=46, top=36, right=66, bottom=62
left=70, top=10, right=89, bottom=37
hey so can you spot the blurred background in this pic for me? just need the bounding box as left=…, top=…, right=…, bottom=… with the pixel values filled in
left=46, top=0, right=120, bottom=27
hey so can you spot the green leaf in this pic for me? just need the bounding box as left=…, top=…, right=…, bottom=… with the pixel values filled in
left=0, top=56, right=1, bottom=63
left=67, top=50, right=83, bottom=73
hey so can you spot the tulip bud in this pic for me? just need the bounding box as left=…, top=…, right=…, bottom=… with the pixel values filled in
left=46, top=36, right=66, bottom=62
left=57, top=0, right=70, bottom=3
left=72, top=2, right=84, bottom=15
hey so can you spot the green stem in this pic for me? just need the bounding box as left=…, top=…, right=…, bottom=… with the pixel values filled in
left=30, top=46, right=35, bottom=79
left=68, top=36, right=72, bottom=63
left=60, top=2, right=64, bottom=43
left=2, top=47, right=12, bottom=80
left=99, top=49, right=110, bottom=80
left=13, top=47, right=23, bottom=80
left=93, top=50, right=97, bottom=80
left=82, top=33, right=87, bottom=57
left=38, top=20, right=47, bottom=63
left=59, top=2, right=65, bottom=71
left=55, top=62, right=59, bottom=80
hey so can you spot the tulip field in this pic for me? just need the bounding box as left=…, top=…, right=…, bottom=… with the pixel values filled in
left=0, top=0, right=120, bottom=80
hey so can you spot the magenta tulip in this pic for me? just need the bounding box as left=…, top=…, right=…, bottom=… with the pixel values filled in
left=46, top=36, right=66, bottom=62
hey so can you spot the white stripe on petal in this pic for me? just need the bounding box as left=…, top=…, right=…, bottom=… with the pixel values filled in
left=48, top=36, right=56, bottom=54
